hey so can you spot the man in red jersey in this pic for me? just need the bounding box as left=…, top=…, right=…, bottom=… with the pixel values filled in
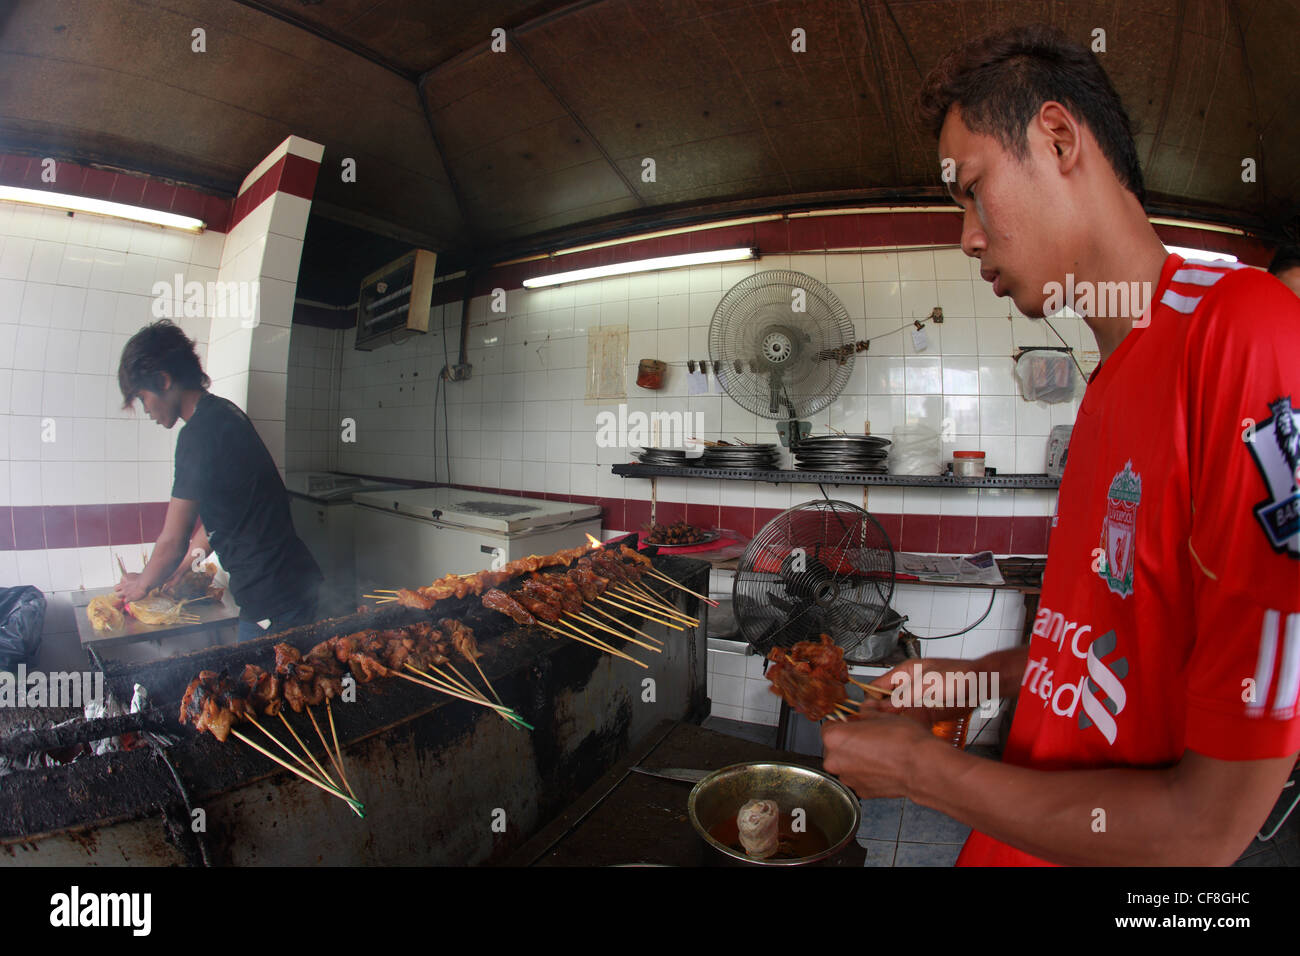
left=821, top=24, right=1300, bottom=865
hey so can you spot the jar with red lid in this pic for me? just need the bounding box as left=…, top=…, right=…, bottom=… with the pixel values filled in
left=951, top=450, right=986, bottom=478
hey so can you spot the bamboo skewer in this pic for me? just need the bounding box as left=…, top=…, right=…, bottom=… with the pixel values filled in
left=848, top=676, right=892, bottom=698
left=278, top=711, right=338, bottom=793
left=307, top=704, right=358, bottom=803
left=612, top=586, right=699, bottom=625
left=469, top=656, right=505, bottom=708
left=598, top=594, right=684, bottom=630
left=444, top=659, right=528, bottom=731
left=571, top=611, right=662, bottom=653
left=540, top=620, right=648, bottom=669
left=400, top=665, right=533, bottom=724
left=642, top=568, right=718, bottom=607
left=583, top=602, right=663, bottom=645
left=624, top=579, right=680, bottom=613
left=325, top=698, right=353, bottom=799
left=231, top=729, right=363, bottom=813
left=243, top=712, right=326, bottom=784
left=554, top=618, right=636, bottom=661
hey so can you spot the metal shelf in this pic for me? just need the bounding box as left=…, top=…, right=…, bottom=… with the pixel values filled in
left=611, top=462, right=1061, bottom=489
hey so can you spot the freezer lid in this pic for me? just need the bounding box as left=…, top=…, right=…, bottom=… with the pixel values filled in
left=285, top=471, right=409, bottom=502
left=350, top=487, right=601, bottom=533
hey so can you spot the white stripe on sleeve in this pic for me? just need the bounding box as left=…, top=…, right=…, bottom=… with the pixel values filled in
left=1247, top=609, right=1279, bottom=717
left=1270, top=612, right=1300, bottom=720
left=1160, top=289, right=1202, bottom=314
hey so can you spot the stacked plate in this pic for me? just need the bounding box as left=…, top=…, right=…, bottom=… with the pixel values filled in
left=697, top=443, right=781, bottom=470
left=792, top=435, right=891, bottom=474
left=636, top=447, right=692, bottom=466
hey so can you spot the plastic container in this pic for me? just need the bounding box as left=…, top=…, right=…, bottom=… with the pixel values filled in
left=951, top=450, right=986, bottom=478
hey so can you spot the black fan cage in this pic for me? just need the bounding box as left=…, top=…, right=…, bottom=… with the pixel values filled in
left=733, top=500, right=895, bottom=656
left=709, top=270, right=856, bottom=419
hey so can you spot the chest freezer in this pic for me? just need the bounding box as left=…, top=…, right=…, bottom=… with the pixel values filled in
left=351, top=488, right=602, bottom=601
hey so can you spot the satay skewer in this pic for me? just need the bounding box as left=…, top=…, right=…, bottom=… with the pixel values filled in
left=238, top=707, right=357, bottom=806
left=538, top=620, right=647, bottom=668
left=307, top=704, right=358, bottom=803
left=278, top=711, right=342, bottom=796
left=611, top=587, right=699, bottom=625
left=848, top=676, right=892, bottom=698
left=243, top=711, right=332, bottom=786
left=439, top=659, right=529, bottom=731
left=325, top=698, right=354, bottom=799
left=400, top=665, right=533, bottom=725
left=621, top=580, right=682, bottom=613
left=597, top=594, right=684, bottom=630
left=569, top=611, right=663, bottom=653
left=231, top=729, right=364, bottom=813
left=582, top=602, right=664, bottom=645
left=641, top=568, right=719, bottom=607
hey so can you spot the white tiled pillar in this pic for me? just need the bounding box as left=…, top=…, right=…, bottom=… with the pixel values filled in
left=205, top=135, right=323, bottom=473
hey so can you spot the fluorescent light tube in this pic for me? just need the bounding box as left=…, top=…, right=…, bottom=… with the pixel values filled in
left=0, top=185, right=206, bottom=232
left=523, top=247, right=756, bottom=288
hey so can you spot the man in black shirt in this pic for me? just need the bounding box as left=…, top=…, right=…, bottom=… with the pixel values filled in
left=115, top=320, right=323, bottom=641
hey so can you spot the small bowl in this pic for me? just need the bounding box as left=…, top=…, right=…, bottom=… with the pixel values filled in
left=688, top=761, right=860, bottom=866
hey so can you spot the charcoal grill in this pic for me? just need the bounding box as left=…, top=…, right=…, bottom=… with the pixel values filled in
left=0, top=537, right=709, bottom=866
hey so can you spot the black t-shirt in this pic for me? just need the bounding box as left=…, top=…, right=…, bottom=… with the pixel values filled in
left=172, top=393, right=322, bottom=622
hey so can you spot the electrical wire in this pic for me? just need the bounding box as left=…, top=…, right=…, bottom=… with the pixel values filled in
left=910, top=589, right=998, bottom=642
left=1041, top=316, right=1088, bottom=379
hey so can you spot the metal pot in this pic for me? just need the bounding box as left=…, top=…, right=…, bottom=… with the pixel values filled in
left=687, top=761, right=860, bottom=866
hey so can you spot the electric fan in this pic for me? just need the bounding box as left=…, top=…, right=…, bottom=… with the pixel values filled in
left=709, top=270, right=856, bottom=447
left=733, top=500, right=895, bottom=656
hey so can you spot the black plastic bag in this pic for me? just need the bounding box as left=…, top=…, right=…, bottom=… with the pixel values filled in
left=0, top=586, right=46, bottom=671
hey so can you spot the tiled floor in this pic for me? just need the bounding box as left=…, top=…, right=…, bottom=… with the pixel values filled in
left=703, top=716, right=1299, bottom=867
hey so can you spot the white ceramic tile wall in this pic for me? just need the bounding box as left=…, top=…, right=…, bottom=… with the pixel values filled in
left=0, top=201, right=235, bottom=645
left=286, top=322, right=342, bottom=472
left=0, top=201, right=228, bottom=515
left=296, top=247, right=1083, bottom=520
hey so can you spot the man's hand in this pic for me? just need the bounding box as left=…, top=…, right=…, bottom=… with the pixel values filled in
left=114, top=571, right=150, bottom=603
left=821, top=709, right=941, bottom=799
left=867, top=657, right=982, bottom=725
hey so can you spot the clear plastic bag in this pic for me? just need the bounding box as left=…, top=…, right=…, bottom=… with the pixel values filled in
left=1014, top=351, right=1079, bottom=404
left=889, top=425, right=943, bottom=475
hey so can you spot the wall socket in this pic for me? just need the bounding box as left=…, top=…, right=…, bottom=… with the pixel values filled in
left=441, top=363, right=473, bottom=381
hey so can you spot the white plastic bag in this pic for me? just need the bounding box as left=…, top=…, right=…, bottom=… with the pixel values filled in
left=1014, top=351, right=1079, bottom=404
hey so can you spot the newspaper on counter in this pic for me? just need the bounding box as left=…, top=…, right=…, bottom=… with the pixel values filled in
left=894, top=550, right=1004, bottom=585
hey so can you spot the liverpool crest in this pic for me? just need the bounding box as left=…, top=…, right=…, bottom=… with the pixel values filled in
left=1248, top=396, right=1300, bottom=559
left=1099, top=461, right=1141, bottom=597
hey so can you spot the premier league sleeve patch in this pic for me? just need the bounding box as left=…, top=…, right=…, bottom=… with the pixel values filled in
left=1249, top=397, right=1300, bottom=558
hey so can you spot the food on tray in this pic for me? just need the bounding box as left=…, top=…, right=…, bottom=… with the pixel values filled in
left=645, top=521, right=709, bottom=545
left=87, top=595, right=125, bottom=632
left=125, top=593, right=200, bottom=627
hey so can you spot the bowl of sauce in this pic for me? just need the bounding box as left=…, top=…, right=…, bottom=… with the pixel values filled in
left=688, top=761, right=860, bottom=866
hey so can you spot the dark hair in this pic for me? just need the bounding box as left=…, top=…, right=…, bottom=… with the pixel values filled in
left=118, top=320, right=210, bottom=407
left=918, top=24, right=1146, bottom=205
left=1268, top=244, right=1300, bottom=276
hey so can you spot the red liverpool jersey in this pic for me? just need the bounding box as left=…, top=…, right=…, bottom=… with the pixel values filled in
left=958, top=253, right=1300, bottom=866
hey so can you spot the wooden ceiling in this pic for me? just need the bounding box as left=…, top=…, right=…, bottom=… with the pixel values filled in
left=2, top=0, right=1296, bottom=268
